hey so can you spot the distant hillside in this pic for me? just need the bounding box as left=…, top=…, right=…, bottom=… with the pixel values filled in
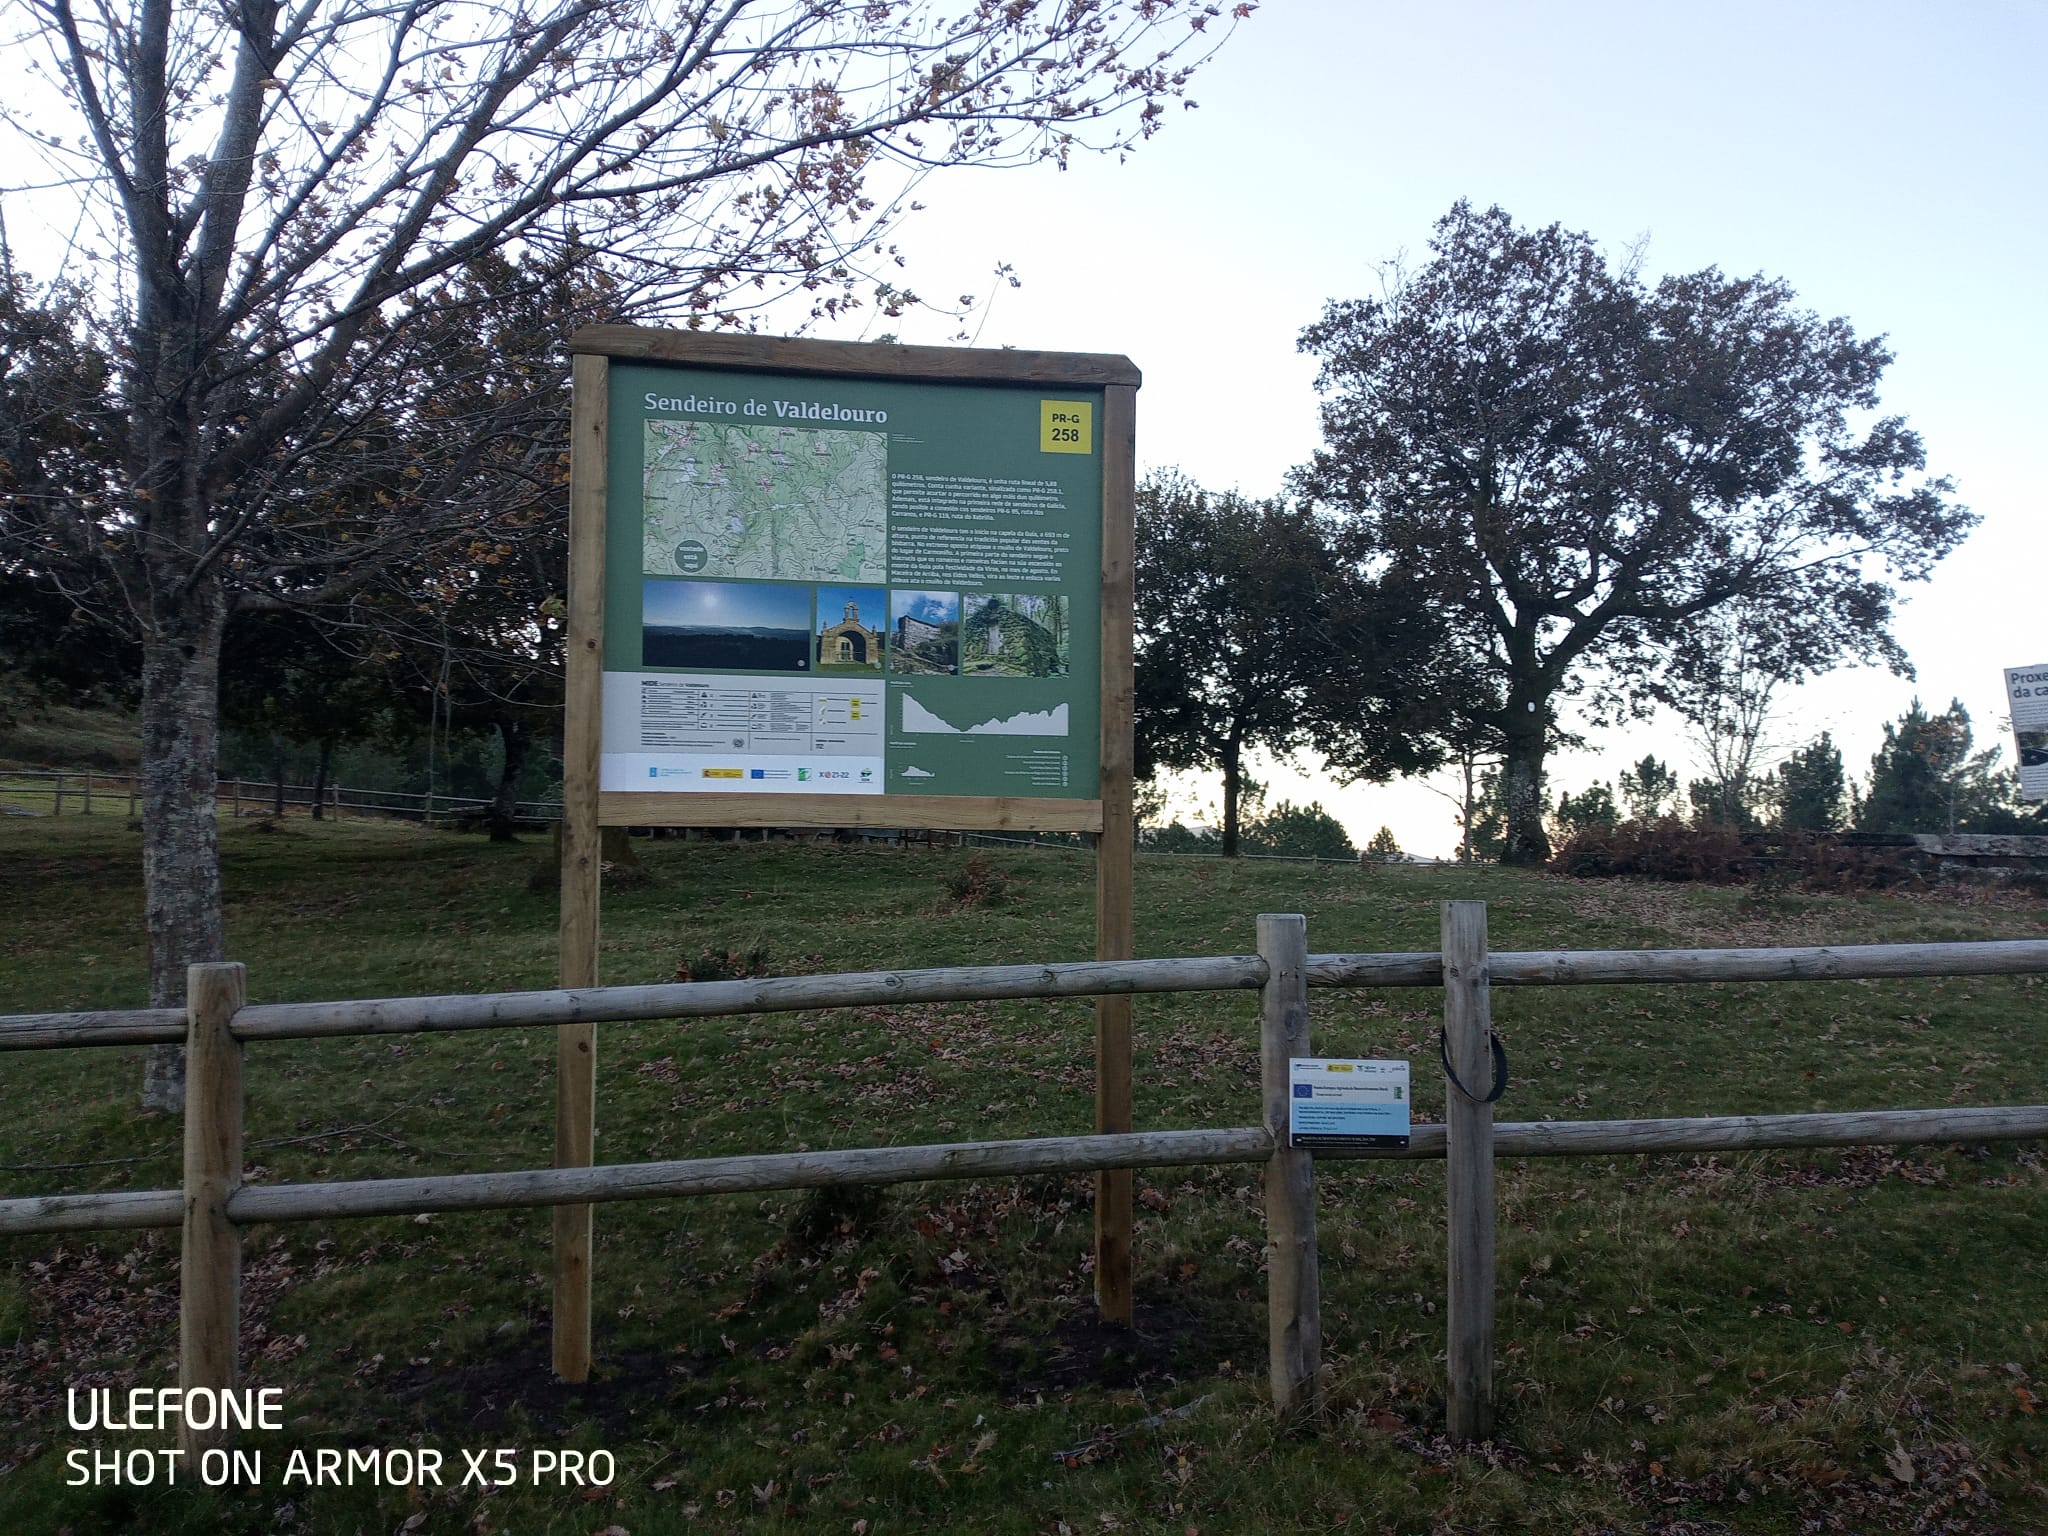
left=0, top=696, right=140, bottom=770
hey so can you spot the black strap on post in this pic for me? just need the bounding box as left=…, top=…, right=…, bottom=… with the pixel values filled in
left=1440, top=1027, right=1509, bottom=1105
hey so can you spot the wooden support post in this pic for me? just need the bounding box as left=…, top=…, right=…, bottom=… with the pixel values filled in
left=554, top=350, right=608, bottom=1384
left=52, top=774, right=64, bottom=817
left=1442, top=900, right=1496, bottom=1442
left=83, top=772, right=92, bottom=816
left=1092, top=968, right=1134, bottom=1327
left=1259, top=913, right=1322, bottom=1418
left=1093, top=383, right=1138, bottom=1326
left=179, top=962, right=246, bottom=1459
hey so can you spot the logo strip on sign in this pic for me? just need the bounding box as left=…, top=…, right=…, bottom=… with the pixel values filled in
left=1288, top=1058, right=1411, bottom=1150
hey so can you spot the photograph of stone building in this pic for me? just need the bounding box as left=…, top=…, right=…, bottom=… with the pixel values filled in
left=888, top=590, right=960, bottom=674
left=961, top=592, right=1070, bottom=677
left=815, top=586, right=884, bottom=672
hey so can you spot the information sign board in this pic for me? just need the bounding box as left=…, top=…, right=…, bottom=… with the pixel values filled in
left=2006, top=663, right=2048, bottom=803
left=1289, top=1058, right=1411, bottom=1150
left=598, top=361, right=1104, bottom=805
left=551, top=329, right=1145, bottom=1372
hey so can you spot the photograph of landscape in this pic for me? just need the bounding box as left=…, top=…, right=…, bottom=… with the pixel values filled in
left=640, top=577, right=812, bottom=670
left=961, top=592, right=1070, bottom=677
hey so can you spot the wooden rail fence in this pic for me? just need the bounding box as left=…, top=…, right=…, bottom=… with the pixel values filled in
left=0, top=768, right=560, bottom=824
left=5, top=908, right=2048, bottom=1455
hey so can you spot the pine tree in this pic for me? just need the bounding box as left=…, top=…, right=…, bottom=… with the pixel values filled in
left=1618, top=755, right=1681, bottom=822
left=1552, top=782, right=1619, bottom=836
left=1858, top=699, right=2008, bottom=833
left=1771, top=733, right=1847, bottom=831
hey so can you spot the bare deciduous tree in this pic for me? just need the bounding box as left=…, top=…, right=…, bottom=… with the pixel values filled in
left=0, top=0, right=1244, bottom=1108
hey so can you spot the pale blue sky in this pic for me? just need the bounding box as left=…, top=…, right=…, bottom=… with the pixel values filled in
left=891, top=590, right=959, bottom=628
left=816, top=586, right=883, bottom=634
left=13, top=2, right=2039, bottom=850
left=838, top=0, right=2048, bottom=850
left=641, top=578, right=810, bottom=633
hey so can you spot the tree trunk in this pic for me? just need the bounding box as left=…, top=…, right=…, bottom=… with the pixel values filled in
left=1500, top=720, right=1550, bottom=866
left=311, top=738, right=333, bottom=820
left=138, top=588, right=229, bottom=1113
left=270, top=732, right=287, bottom=817
left=489, top=718, right=528, bottom=842
left=1458, top=752, right=1478, bottom=864
left=1220, top=739, right=1243, bottom=858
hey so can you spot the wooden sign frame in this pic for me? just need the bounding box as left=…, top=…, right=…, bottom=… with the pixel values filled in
left=554, top=326, right=1139, bottom=1380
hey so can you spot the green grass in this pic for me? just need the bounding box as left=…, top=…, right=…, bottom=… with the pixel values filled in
left=0, top=699, right=143, bottom=771
left=0, top=771, right=143, bottom=822
left=3, top=815, right=2047, bottom=1533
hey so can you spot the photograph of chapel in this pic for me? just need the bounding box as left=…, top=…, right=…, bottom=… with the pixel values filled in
left=961, top=592, right=1070, bottom=677
left=814, top=586, right=884, bottom=672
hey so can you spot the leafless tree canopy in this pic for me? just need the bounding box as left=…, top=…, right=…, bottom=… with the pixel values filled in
left=6, top=0, right=1234, bottom=605
left=0, top=0, right=1245, bottom=1108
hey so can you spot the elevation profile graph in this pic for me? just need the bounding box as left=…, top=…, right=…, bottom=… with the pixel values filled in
left=899, top=694, right=1069, bottom=737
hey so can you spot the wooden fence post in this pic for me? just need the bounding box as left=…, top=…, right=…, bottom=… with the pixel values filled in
left=1442, top=900, right=1497, bottom=1442
left=83, top=772, right=92, bottom=816
left=180, top=962, right=246, bottom=1459
left=1259, top=912, right=1322, bottom=1418
left=1092, top=377, right=1138, bottom=1330
left=128, top=774, right=138, bottom=820
left=553, top=347, right=608, bottom=1384
left=52, top=774, right=64, bottom=817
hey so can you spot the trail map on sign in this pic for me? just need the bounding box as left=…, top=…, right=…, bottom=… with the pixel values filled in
left=642, top=421, right=887, bottom=583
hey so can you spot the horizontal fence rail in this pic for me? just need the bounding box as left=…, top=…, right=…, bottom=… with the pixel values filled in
left=230, top=956, right=1270, bottom=1041
left=0, top=1006, right=190, bottom=1049
left=11, top=939, right=2048, bottom=1052
left=10, top=1104, right=2048, bottom=1240
left=6, top=914, right=2048, bottom=1450
left=1483, top=939, right=2048, bottom=985
left=0, top=957, right=1266, bottom=1049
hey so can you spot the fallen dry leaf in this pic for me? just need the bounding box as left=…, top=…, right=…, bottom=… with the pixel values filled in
left=1884, top=1442, right=1916, bottom=1484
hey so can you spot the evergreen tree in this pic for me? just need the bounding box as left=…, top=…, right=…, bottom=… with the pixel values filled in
left=1618, top=755, right=1681, bottom=821
left=1688, top=775, right=1764, bottom=828
left=1553, top=782, right=1619, bottom=836
left=1771, top=733, right=1847, bottom=831
left=1462, top=768, right=1511, bottom=861
left=1243, top=800, right=1357, bottom=860
left=1859, top=699, right=2009, bottom=833
left=1143, top=822, right=1220, bottom=855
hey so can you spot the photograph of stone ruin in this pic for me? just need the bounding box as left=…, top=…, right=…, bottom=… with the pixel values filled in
left=961, top=592, right=1070, bottom=677
left=886, top=589, right=960, bottom=675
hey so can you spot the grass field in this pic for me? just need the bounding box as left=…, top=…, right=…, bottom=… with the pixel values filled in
left=3, top=814, right=2047, bottom=1534
left=0, top=700, right=143, bottom=771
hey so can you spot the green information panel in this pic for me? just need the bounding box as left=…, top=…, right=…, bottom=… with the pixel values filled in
left=597, top=363, right=1104, bottom=800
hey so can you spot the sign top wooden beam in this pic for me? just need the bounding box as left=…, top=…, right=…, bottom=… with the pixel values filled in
left=569, top=325, right=1141, bottom=389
